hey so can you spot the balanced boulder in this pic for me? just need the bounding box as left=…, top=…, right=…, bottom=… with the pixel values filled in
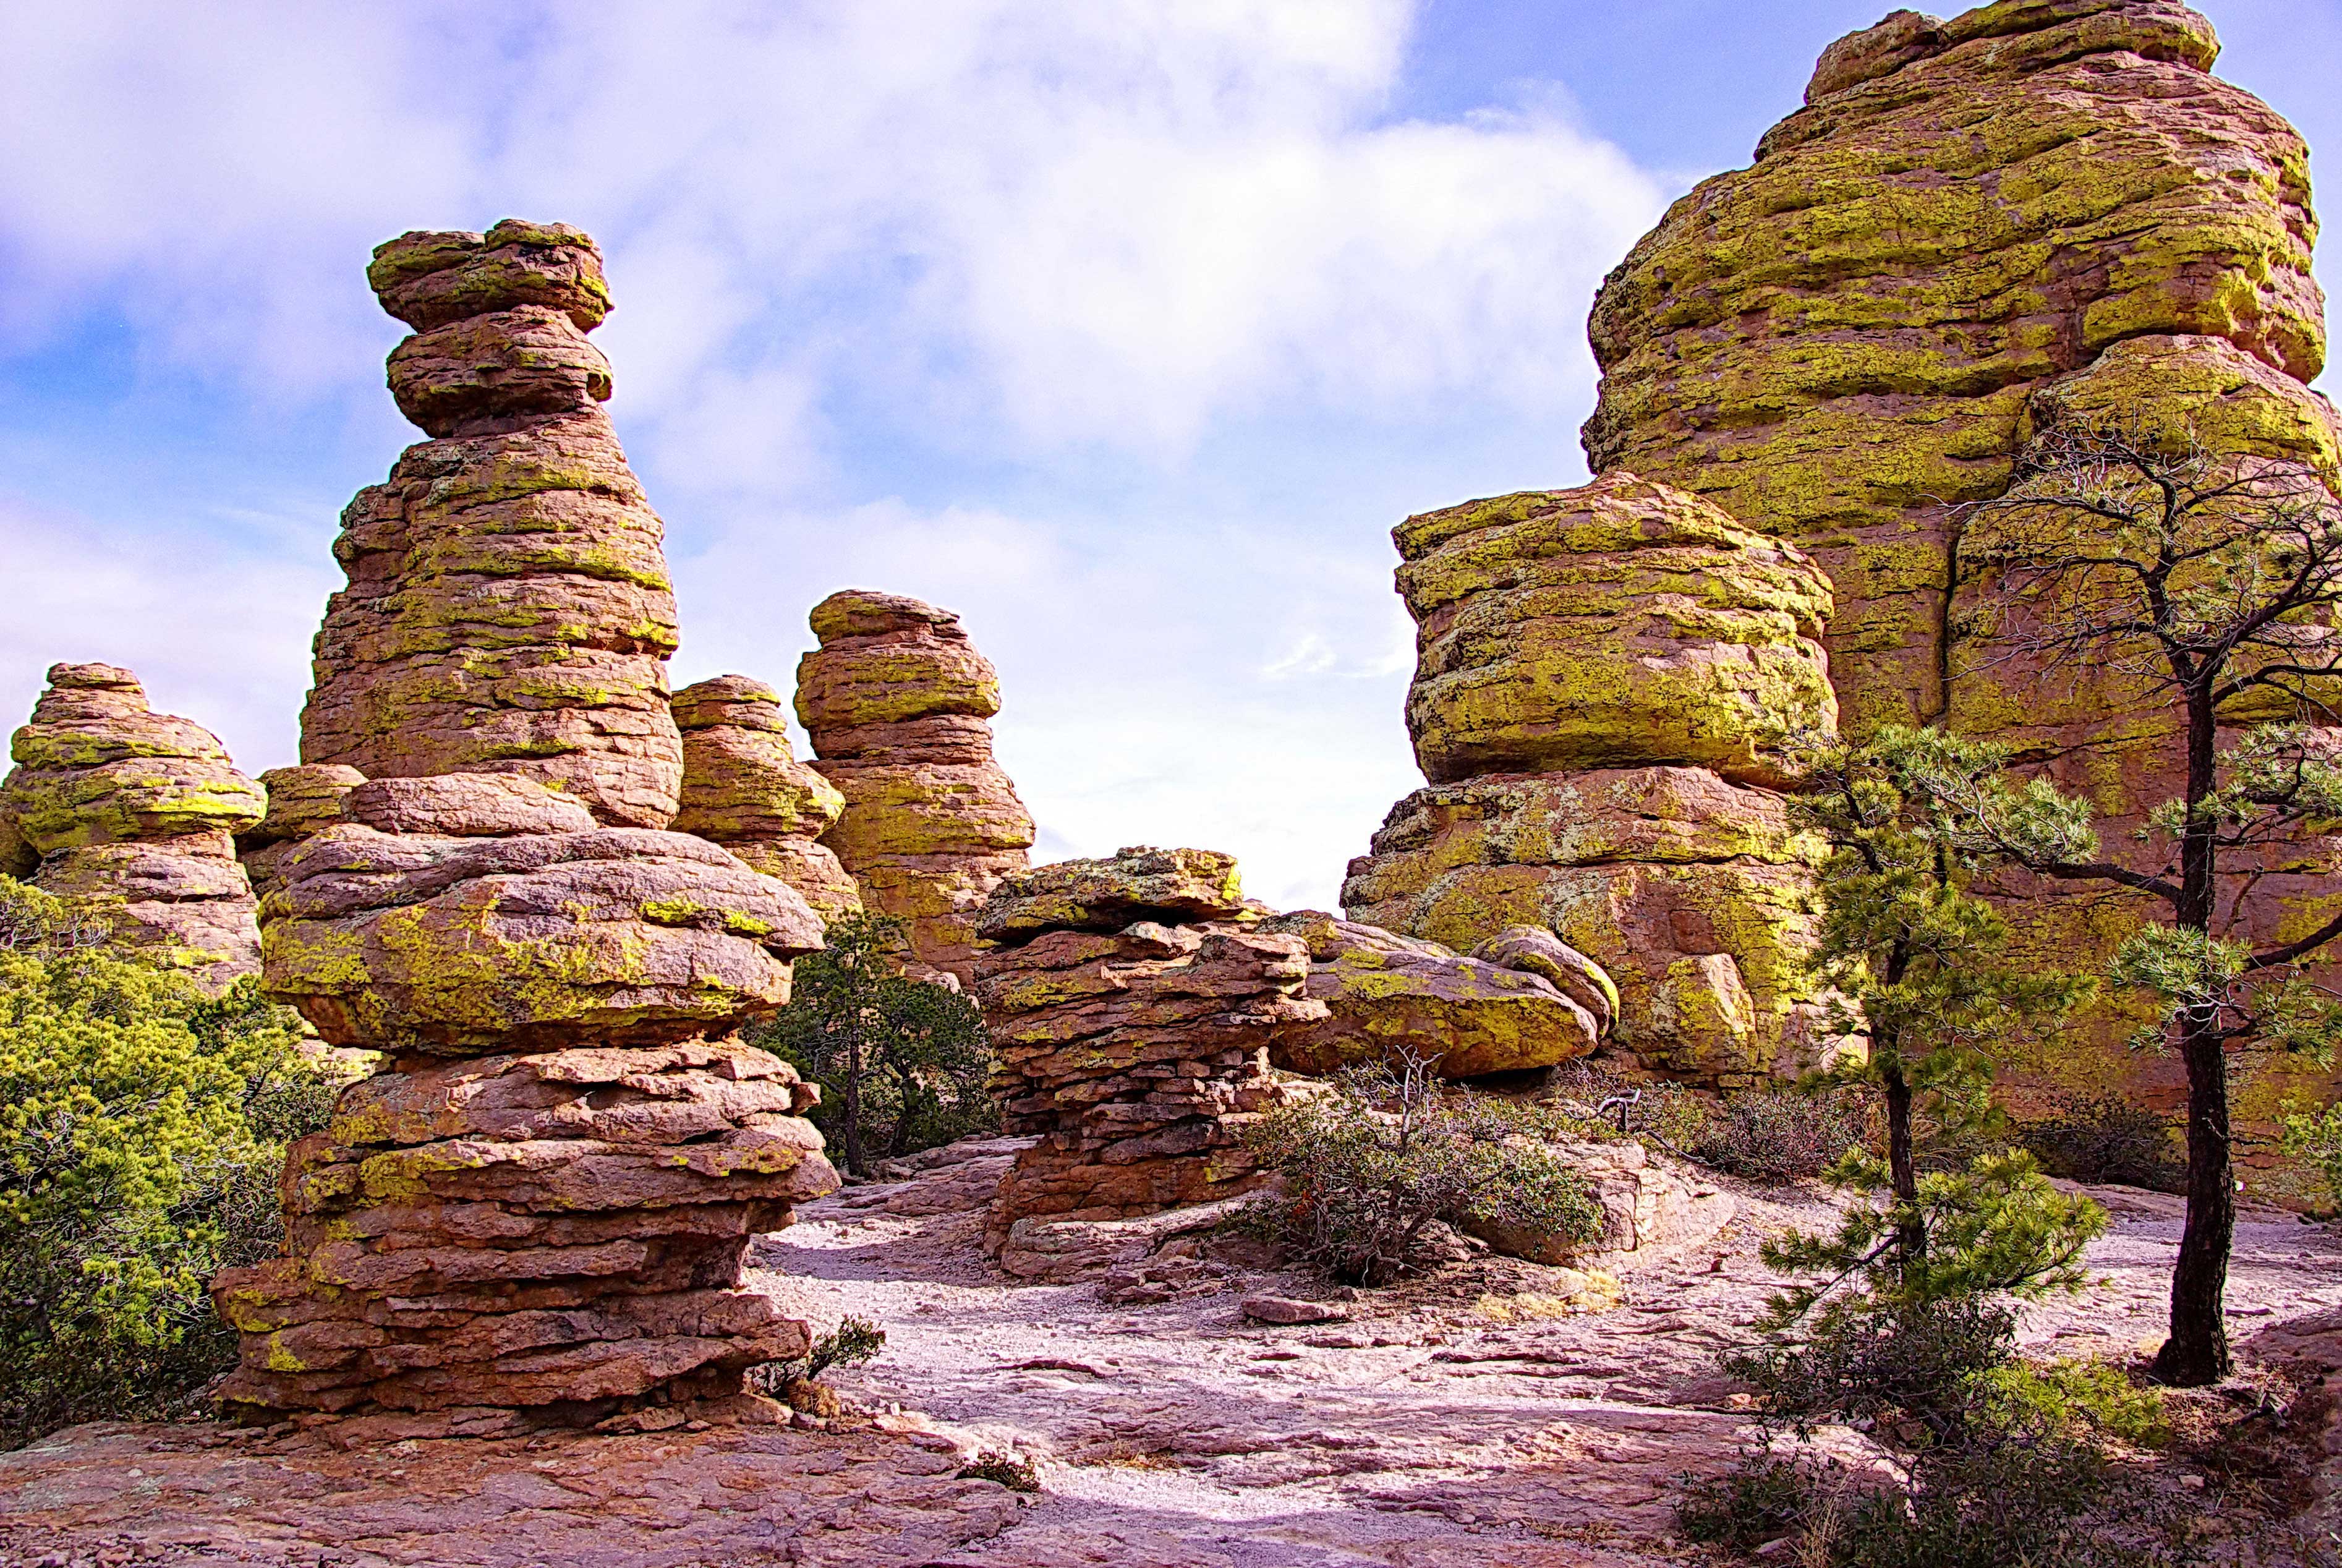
left=671, top=675, right=861, bottom=919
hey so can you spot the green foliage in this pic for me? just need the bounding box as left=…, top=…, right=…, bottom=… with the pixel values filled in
left=1759, top=1148, right=2105, bottom=1327
left=747, top=913, right=996, bottom=1176
left=0, top=877, right=333, bottom=1448
left=2280, top=1099, right=2342, bottom=1208
left=2017, top=1093, right=2185, bottom=1191
left=1245, top=1054, right=1604, bottom=1287
left=1687, top=1088, right=1872, bottom=1184
left=745, top=1313, right=887, bottom=1400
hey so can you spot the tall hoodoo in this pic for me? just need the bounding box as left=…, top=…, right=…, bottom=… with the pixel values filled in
left=0, top=663, right=265, bottom=987
left=796, top=590, right=1034, bottom=981
left=211, top=223, right=838, bottom=1433
left=298, top=220, right=684, bottom=830
left=1343, top=475, right=1848, bottom=1082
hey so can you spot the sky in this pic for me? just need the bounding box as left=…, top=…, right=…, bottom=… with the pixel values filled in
left=2, top=0, right=2339, bottom=913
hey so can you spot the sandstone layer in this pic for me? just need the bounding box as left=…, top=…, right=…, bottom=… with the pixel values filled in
left=971, top=848, right=1323, bottom=1256
left=0, top=663, right=264, bottom=986
left=798, top=590, right=1033, bottom=980
left=1345, top=479, right=1844, bottom=1084
left=216, top=221, right=840, bottom=1428
left=298, top=220, right=685, bottom=829
left=672, top=675, right=861, bottom=918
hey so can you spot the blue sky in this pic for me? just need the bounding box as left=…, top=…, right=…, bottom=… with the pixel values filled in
left=3, top=0, right=2338, bottom=911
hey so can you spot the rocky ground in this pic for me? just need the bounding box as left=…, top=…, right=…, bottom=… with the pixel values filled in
left=5, top=1140, right=2340, bottom=1567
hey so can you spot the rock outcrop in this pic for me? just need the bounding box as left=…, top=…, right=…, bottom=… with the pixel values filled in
left=297, top=220, right=684, bottom=829
left=1343, top=478, right=1846, bottom=1083
left=211, top=222, right=839, bottom=1431
left=797, top=590, right=1033, bottom=980
left=1574, top=0, right=2340, bottom=1106
left=970, top=848, right=1322, bottom=1261
left=0, top=663, right=265, bottom=986
left=1461, top=1133, right=1734, bottom=1275
left=1254, top=911, right=1605, bottom=1080
left=671, top=676, right=861, bottom=919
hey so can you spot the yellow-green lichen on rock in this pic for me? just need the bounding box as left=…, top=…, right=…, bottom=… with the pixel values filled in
left=670, top=674, right=861, bottom=918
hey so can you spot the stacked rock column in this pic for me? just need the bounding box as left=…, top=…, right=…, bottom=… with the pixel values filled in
left=671, top=676, right=862, bottom=919
left=0, top=663, right=266, bottom=988
left=1342, top=474, right=1846, bottom=1085
left=970, top=848, right=1326, bottom=1254
left=795, top=590, right=1034, bottom=982
left=209, top=223, right=840, bottom=1430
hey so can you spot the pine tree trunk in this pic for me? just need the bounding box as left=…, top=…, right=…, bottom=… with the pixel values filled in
left=1883, top=1060, right=1925, bottom=1268
left=2151, top=1016, right=2234, bottom=1385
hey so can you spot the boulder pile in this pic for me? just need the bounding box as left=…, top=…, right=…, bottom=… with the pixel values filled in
left=970, top=848, right=1323, bottom=1259
left=671, top=675, right=861, bottom=919
left=209, top=221, right=840, bottom=1432
left=796, top=590, right=1034, bottom=981
left=297, top=221, right=685, bottom=830
left=1343, top=475, right=1846, bottom=1084
left=0, top=663, right=265, bottom=987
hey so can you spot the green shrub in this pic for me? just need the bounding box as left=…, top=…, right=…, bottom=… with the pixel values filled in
left=1244, top=1053, right=1604, bottom=1287
left=2017, top=1093, right=2186, bottom=1191
left=2280, top=1099, right=2342, bottom=1209
left=0, top=877, right=333, bottom=1447
left=958, top=1450, right=1041, bottom=1492
left=746, top=1313, right=887, bottom=1400
left=747, top=913, right=997, bottom=1175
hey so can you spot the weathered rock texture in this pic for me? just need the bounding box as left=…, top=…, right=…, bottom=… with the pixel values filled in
left=672, top=675, right=861, bottom=918
left=1461, top=1133, right=1734, bottom=1274
left=1575, top=0, right=2341, bottom=1115
left=797, top=590, right=1034, bottom=980
left=1255, top=910, right=1605, bottom=1080
left=1345, top=479, right=1846, bottom=1083
left=971, top=849, right=1323, bottom=1257
left=215, top=221, right=840, bottom=1430
left=0, top=663, right=264, bottom=986
left=298, top=220, right=685, bottom=830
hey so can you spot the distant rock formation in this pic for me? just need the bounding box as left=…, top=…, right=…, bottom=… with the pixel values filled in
left=796, top=590, right=1034, bottom=980
left=971, top=848, right=1321, bottom=1260
left=297, top=220, right=685, bottom=829
left=0, top=663, right=263, bottom=987
left=1344, top=475, right=1848, bottom=1083
left=211, top=222, right=838, bottom=1433
left=671, top=676, right=861, bottom=919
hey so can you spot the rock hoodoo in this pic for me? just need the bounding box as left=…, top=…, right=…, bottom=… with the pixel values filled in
left=1344, top=475, right=1846, bottom=1083
left=297, top=220, right=685, bottom=830
left=971, top=848, right=1323, bottom=1261
left=0, top=663, right=265, bottom=987
left=671, top=675, right=862, bottom=919
left=211, top=223, right=840, bottom=1431
left=796, top=590, right=1034, bottom=981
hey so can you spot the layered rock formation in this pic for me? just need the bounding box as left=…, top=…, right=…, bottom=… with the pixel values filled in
left=1344, top=477, right=1846, bottom=1083
left=1582, top=0, right=2336, bottom=741
left=971, top=848, right=1322, bottom=1255
left=298, top=220, right=684, bottom=829
left=671, top=676, right=861, bottom=919
left=1256, top=911, right=1606, bottom=1080
left=797, top=590, right=1033, bottom=980
left=211, top=221, right=840, bottom=1430
left=0, top=664, right=265, bottom=986
left=1572, top=0, right=2340, bottom=1104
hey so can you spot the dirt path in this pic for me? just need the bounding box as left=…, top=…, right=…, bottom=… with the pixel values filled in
left=4, top=1143, right=2338, bottom=1567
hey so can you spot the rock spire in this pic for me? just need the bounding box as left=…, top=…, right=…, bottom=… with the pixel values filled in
left=297, top=220, right=684, bottom=829
left=796, top=590, right=1034, bottom=980
left=0, top=663, right=265, bottom=987
left=671, top=675, right=862, bottom=919
left=211, top=222, right=838, bottom=1433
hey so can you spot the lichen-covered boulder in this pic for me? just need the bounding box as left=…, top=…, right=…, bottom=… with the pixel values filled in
left=977, top=846, right=1245, bottom=942
left=0, top=663, right=265, bottom=985
left=670, top=675, right=859, bottom=918
left=1397, top=474, right=1836, bottom=790
left=1346, top=767, right=1846, bottom=1084
left=299, top=223, right=685, bottom=829
left=261, top=823, right=825, bottom=1053
left=797, top=589, right=1033, bottom=979
left=1473, top=925, right=1620, bottom=1034
left=237, top=764, right=366, bottom=900
left=1255, top=911, right=1602, bottom=1080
